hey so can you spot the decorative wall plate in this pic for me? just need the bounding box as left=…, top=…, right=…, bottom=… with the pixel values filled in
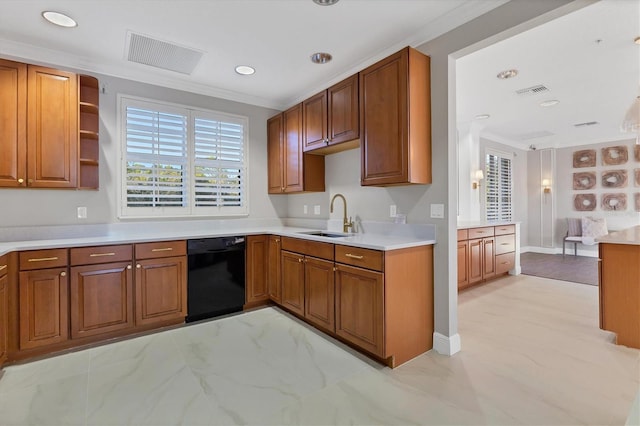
left=573, top=149, right=596, bottom=168
left=572, top=172, right=596, bottom=190
left=601, top=169, right=628, bottom=188
left=635, top=145, right=640, bottom=162
left=636, top=193, right=640, bottom=212
left=601, top=145, right=628, bottom=165
left=573, top=193, right=596, bottom=211
left=601, top=193, right=627, bottom=211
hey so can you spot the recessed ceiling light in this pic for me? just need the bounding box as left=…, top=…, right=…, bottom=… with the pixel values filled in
left=497, top=69, right=518, bottom=80
left=42, top=11, right=77, bottom=28
left=311, top=52, right=332, bottom=64
left=474, top=114, right=491, bottom=120
left=540, top=99, right=560, bottom=107
left=313, top=0, right=340, bottom=5
left=235, top=65, right=255, bottom=75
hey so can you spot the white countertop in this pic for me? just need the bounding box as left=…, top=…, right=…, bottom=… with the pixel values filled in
left=0, top=223, right=436, bottom=257
left=457, top=221, right=519, bottom=230
left=596, top=225, right=640, bottom=246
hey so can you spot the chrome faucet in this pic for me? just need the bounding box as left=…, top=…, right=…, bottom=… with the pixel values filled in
left=330, top=193, right=354, bottom=233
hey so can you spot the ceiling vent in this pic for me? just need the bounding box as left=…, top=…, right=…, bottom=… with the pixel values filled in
left=574, top=121, right=599, bottom=127
left=517, top=130, right=554, bottom=140
left=126, top=32, right=203, bottom=75
left=515, top=84, right=549, bottom=96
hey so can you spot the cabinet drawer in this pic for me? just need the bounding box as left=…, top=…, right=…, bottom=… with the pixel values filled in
left=135, top=240, right=186, bottom=260
left=19, top=248, right=68, bottom=271
left=0, top=254, right=7, bottom=277
left=281, top=237, right=334, bottom=261
left=457, top=229, right=468, bottom=241
left=495, top=224, right=515, bottom=236
left=70, top=244, right=132, bottom=266
left=495, top=235, right=515, bottom=255
left=335, top=245, right=383, bottom=272
left=496, top=252, right=515, bottom=274
left=468, top=227, right=494, bottom=239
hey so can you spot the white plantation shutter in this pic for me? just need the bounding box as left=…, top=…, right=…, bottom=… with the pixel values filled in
left=120, top=97, right=248, bottom=218
left=485, top=150, right=512, bottom=222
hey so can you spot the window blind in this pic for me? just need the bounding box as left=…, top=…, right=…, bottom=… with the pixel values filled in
left=485, top=152, right=512, bottom=222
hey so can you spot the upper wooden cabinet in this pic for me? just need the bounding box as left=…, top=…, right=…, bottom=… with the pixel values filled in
left=303, top=74, right=359, bottom=154
left=267, top=104, right=325, bottom=194
left=0, top=254, right=9, bottom=366
left=359, top=47, right=431, bottom=186
left=0, top=58, right=99, bottom=189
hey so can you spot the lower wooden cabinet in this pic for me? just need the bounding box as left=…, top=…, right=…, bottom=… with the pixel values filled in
left=335, top=263, right=384, bottom=357
left=459, top=225, right=515, bottom=291
left=246, top=235, right=269, bottom=304
left=457, top=240, right=469, bottom=288
left=304, top=256, right=335, bottom=332
left=281, top=250, right=305, bottom=316
left=19, top=267, right=69, bottom=350
left=0, top=255, right=9, bottom=364
left=267, top=235, right=282, bottom=303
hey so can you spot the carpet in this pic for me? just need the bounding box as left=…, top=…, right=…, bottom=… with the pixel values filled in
left=520, top=252, right=598, bottom=286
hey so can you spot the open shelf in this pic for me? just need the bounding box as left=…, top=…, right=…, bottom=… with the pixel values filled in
left=78, top=75, right=100, bottom=190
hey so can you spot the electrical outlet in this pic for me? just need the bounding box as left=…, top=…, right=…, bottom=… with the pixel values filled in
left=430, top=204, right=445, bottom=219
left=77, top=206, right=87, bottom=219
left=390, top=204, right=397, bottom=217
left=314, top=205, right=320, bottom=215
left=303, top=205, right=308, bottom=214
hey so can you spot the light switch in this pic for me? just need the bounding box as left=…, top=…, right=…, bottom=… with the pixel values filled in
left=430, top=204, right=444, bottom=219
left=303, top=205, right=308, bottom=214
left=390, top=204, right=397, bottom=217
left=77, top=206, right=87, bottom=219
left=314, top=205, right=321, bottom=215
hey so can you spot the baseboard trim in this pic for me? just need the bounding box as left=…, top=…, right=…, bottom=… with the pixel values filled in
left=433, top=332, right=461, bottom=356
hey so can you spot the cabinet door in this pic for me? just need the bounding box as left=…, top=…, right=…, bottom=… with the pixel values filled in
left=468, top=238, right=483, bottom=284
left=0, top=273, right=8, bottom=364
left=483, top=237, right=496, bottom=279
left=283, top=104, right=303, bottom=193
left=304, top=256, right=335, bottom=332
left=335, top=264, right=384, bottom=357
left=70, top=262, right=134, bottom=339
left=0, top=58, right=27, bottom=188
left=267, top=235, right=282, bottom=303
left=303, top=91, right=327, bottom=151
left=457, top=240, right=469, bottom=290
left=246, top=235, right=269, bottom=303
left=328, top=74, right=359, bottom=145
left=281, top=250, right=305, bottom=316
left=135, top=256, right=187, bottom=326
left=27, top=65, right=78, bottom=188
left=267, top=114, right=284, bottom=194
left=360, top=49, right=408, bottom=186
left=19, top=268, right=69, bottom=350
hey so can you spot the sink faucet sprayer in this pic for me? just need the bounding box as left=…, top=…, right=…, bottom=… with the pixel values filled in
left=330, top=193, right=354, bottom=233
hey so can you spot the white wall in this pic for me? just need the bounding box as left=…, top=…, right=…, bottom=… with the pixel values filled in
left=0, top=72, right=286, bottom=227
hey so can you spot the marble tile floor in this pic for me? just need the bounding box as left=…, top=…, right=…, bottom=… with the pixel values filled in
left=0, top=274, right=638, bottom=425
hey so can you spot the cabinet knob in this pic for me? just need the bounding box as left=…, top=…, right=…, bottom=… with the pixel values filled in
left=298, top=258, right=303, bottom=263
left=60, top=271, right=66, bottom=277
left=127, top=265, right=132, bottom=270
left=136, top=264, right=141, bottom=269
left=17, top=178, right=24, bottom=184
left=325, top=139, right=329, bottom=145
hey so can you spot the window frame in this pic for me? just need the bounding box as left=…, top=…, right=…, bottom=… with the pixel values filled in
left=483, top=148, right=513, bottom=222
left=117, top=95, right=250, bottom=219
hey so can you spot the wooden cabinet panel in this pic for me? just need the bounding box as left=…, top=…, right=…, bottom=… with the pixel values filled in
left=27, top=65, right=78, bottom=188
left=360, top=47, right=430, bottom=186
left=496, top=252, right=515, bottom=275
left=495, top=234, right=515, bottom=255
left=19, top=267, right=68, bottom=350
left=328, top=74, right=359, bottom=146
left=70, top=261, right=134, bottom=339
left=0, top=256, right=8, bottom=364
left=70, top=244, right=132, bottom=266
left=281, top=237, right=334, bottom=260
left=483, top=237, right=496, bottom=279
left=0, top=58, right=26, bottom=187
left=335, top=264, right=384, bottom=357
left=267, top=114, right=284, bottom=194
left=281, top=250, right=305, bottom=316
left=135, top=256, right=187, bottom=326
left=457, top=240, right=469, bottom=289
left=468, top=227, right=494, bottom=239
left=135, top=240, right=186, bottom=260
left=19, top=248, right=68, bottom=271
left=284, top=104, right=304, bottom=192
left=334, top=245, right=383, bottom=271
left=303, top=91, right=327, bottom=151
left=495, top=224, right=515, bottom=236
left=457, top=229, right=468, bottom=241
left=468, top=239, right=483, bottom=285
left=267, top=235, right=282, bottom=303
left=246, top=235, right=269, bottom=303
left=304, top=257, right=335, bottom=332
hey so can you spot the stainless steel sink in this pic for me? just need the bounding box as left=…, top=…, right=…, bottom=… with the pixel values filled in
left=297, top=231, right=349, bottom=238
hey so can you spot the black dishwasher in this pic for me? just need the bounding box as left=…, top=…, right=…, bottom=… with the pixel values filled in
left=186, top=237, right=245, bottom=323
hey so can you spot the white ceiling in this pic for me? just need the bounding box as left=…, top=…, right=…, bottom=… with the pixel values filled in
left=0, top=0, right=505, bottom=110
left=456, top=0, right=640, bottom=150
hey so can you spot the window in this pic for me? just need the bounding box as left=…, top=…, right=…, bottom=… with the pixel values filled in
left=484, top=149, right=512, bottom=222
left=120, top=97, right=248, bottom=218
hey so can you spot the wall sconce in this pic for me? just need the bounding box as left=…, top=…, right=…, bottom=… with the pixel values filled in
left=472, top=170, right=484, bottom=189
left=542, top=179, right=551, bottom=194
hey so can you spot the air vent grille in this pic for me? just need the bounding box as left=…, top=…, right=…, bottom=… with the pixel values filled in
left=517, top=130, right=554, bottom=141
left=515, top=84, right=549, bottom=96
left=574, top=121, right=599, bottom=127
left=126, top=32, right=203, bottom=75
